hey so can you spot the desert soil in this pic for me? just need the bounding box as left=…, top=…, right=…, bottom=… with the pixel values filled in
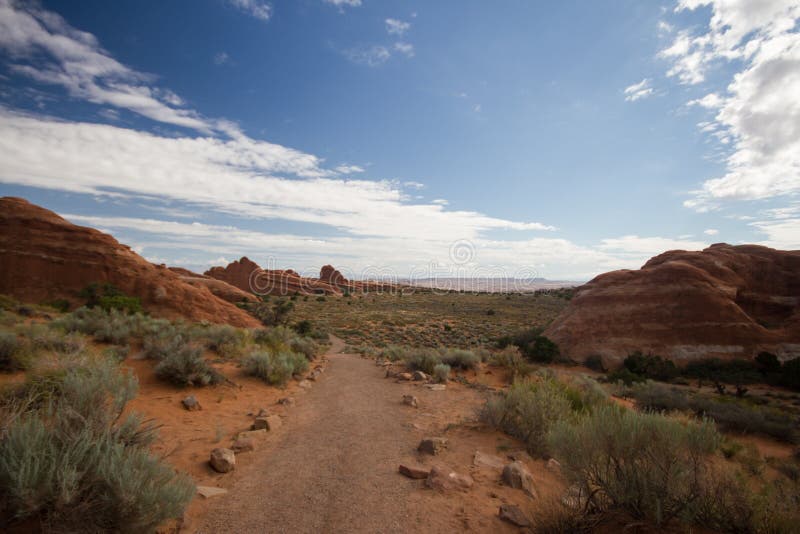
left=192, top=337, right=550, bottom=533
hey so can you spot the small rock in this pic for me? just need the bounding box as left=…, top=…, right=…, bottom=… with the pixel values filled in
left=196, top=486, right=228, bottom=499
left=314, top=365, right=324, bottom=373
left=499, top=504, right=531, bottom=527
left=502, top=461, right=537, bottom=498
left=277, top=397, right=295, bottom=406
left=424, top=384, right=446, bottom=391
left=413, top=370, right=428, bottom=381
left=473, top=450, right=505, bottom=470
left=182, top=395, right=201, bottom=411
left=426, top=465, right=473, bottom=491
left=385, top=368, right=398, bottom=378
left=402, top=395, right=419, bottom=408
left=307, top=370, right=321, bottom=381
left=252, top=417, right=269, bottom=431
left=546, top=458, right=561, bottom=472
left=231, top=437, right=255, bottom=453
left=209, top=448, right=235, bottom=473
left=398, top=464, right=430, bottom=479
left=264, top=414, right=282, bottom=430
left=398, top=373, right=413, bottom=381
left=298, top=380, right=312, bottom=389
left=418, top=437, right=448, bottom=455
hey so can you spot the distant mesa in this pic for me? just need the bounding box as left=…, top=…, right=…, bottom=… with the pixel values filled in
left=205, top=257, right=341, bottom=296
left=545, top=243, right=800, bottom=366
left=0, top=197, right=259, bottom=327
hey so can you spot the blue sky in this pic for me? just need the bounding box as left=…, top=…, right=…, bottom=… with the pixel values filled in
left=0, top=0, right=798, bottom=280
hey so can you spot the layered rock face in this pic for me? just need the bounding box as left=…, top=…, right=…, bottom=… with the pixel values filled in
left=544, top=244, right=800, bottom=366
left=205, top=257, right=341, bottom=296
left=167, top=267, right=258, bottom=304
left=0, top=197, right=260, bottom=327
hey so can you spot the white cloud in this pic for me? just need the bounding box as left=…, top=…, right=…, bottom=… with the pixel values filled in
left=473, top=104, right=482, bottom=113
left=703, top=228, right=719, bottom=235
left=599, top=235, right=709, bottom=258
left=334, top=164, right=365, bottom=174
left=393, top=41, right=414, bottom=57
left=228, top=0, right=272, bottom=21
left=213, top=52, right=230, bottom=65
left=623, top=78, right=654, bottom=102
left=385, top=18, right=410, bottom=36
left=343, top=45, right=391, bottom=66
left=0, top=0, right=217, bottom=132
left=657, top=1, right=800, bottom=210
left=323, top=0, right=361, bottom=8
left=432, top=199, right=448, bottom=205
left=0, top=108, right=556, bottom=242
left=750, top=218, right=800, bottom=250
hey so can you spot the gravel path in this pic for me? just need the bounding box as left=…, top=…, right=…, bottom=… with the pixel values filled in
left=198, top=338, right=419, bottom=533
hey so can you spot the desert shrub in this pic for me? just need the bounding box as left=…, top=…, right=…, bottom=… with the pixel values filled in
left=755, top=351, right=781, bottom=373
left=0, top=294, right=19, bottom=311
left=252, top=326, right=294, bottom=352
left=242, top=350, right=308, bottom=386
left=690, top=396, right=798, bottom=444
left=104, top=345, right=130, bottom=361
left=294, top=319, right=313, bottom=335
left=142, top=323, right=189, bottom=361
left=473, top=346, right=491, bottom=362
left=195, top=324, right=243, bottom=357
left=481, top=378, right=574, bottom=457
left=534, top=498, right=596, bottom=534
left=496, top=328, right=560, bottom=362
left=154, top=345, right=223, bottom=387
left=629, top=381, right=691, bottom=412
left=682, top=357, right=761, bottom=384
left=584, top=354, right=606, bottom=372
left=433, top=363, right=450, bottom=383
left=380, top=345, right=408, bottom=362
left=563, top=374, right=609, bottom=411
left=623, top=351, right=678, bottom=381
left=0, top=332, right=25, bottom=372
left=440, top=348, right=479, bottom=370
left=404, top=348, right=441, bottom=375
left=490, top=346, right=533, bottom=381
left=548, top=404, right=721, bottom=526
left=54, top=307, right=146, bottom=345
left=0, top=357, right=193, bottom=531
left=18, top=325, right=85, bottom=355
left=79, top=282, right=142, bottom=314
left=289, top=336, right=319, bottom=361
left=43, top=298, right=70, bottom=313
left=607, top=366, right=646, bottom=386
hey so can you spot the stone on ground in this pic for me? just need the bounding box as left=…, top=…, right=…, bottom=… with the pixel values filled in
left=398, top=464, right=430, bottom=479
left=418, top=437, right=448, bottom=455
left=412, top=370, right=428, bottom=381
left=402, top=395, right=419, bottom=408
left=502, top=461, right=537, bottom=498
left=209, top=448, right=236, bottom=473
left=232, top=436, right=255, bottom=453
left=182, top=395, right=201, bottom=411
left=196, top=486, right=229, bottom=499
left=473, top=450, right=505, bottom=469
left=499, top=504, right=531, bottom=527
left=426, top=465, right=473, bottom=491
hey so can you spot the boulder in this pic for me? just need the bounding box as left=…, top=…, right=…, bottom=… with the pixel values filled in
left=398, top=464, right=430, bottom=479
left=398, top=373, right=413, bottom=381
left=209, top=448, right=235, bottom=473
left=402, top=395, right=419, bottom=408
left=426, top=465, right=473, bottom=491
left=413, top=370, right=428, bottom=381
left=499, top=504, right=531, bottom=527
left=502, top=461, right=537, bottom=498
left=182, top=395, right=201, bottom=411
left=418, top=437, right=448, bottom=455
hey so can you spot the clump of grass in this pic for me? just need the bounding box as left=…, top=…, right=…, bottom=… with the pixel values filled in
left=433, top=363, right=450, bottom=383
left=53, top=307, right=145, bottom=345
left=242, top=349, right=308, bottom=386
left=154, top=345, right=223, bottom=387
left=548, top=404, right=721, bottom=526
left=0, top=355, right=194, bottom=531
left=489, top=346, right=533, bottom=381
left=194, top=324, right=244, bottom=358
left=440, top=348, right=479, bottom=370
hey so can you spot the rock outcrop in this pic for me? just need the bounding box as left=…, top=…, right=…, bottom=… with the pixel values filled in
left=205, top=257, right=341, bottom=296
left=0, top=197, right=260, bottom=327
left=545, top=244, right=800, bottom=366
left=168, top=267, right=258, bottom=304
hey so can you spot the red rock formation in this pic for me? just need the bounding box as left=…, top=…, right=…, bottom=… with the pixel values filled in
left=0, top=197, right=260, bottom=327
left=167, top=267, right=258, bottom=304
left=205, top=257, right=341, bottom=296
left=544, top=244, right=800, bottom=366
left=320, top=264, right=346, bottom=286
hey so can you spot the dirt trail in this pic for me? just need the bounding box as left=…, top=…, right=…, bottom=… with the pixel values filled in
left=197, top=337, right=420, bottom=533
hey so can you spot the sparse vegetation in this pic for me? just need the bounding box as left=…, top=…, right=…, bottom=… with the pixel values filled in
left=0, top=355, right=194, bottom=531
left=154, top=344, right=223, bottom=387
left=432, top=363, right=450, bottom=383
left=242, top=349, right=308, bottom=385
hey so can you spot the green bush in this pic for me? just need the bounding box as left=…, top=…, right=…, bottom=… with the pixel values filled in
left=629, top=381, right=691, bottom=412
left=79, top=282, right=141, bottom=313
left=289, top=336, right=319, bottom=361
left=195, top=324, right=243, bottom=357
left=0, top=357, right=194, bottom=531
left=548, top=405, right=721, bottom=526
left=54, top=307, right=146, bottom=345
left=623, top=351, right=678, bottom=381
left=404, top=348, right=441, bottom=375
left=490, top=346, right=533, bottom=381
left=440, top=348, right=479, bottom=370
left=154, top=345, right=223, bottom=387
left=242, top=350, right=308, bottom=386
left=380, top=345, right=408, bottom=362
left=481, top=378, right=574, bottom=457
left=432, top=363, right=450, bottom=383
left=607, top=366, right=646, bottom=386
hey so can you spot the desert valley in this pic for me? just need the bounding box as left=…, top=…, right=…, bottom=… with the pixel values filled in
left=2, top=1, right=800, bottom=533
